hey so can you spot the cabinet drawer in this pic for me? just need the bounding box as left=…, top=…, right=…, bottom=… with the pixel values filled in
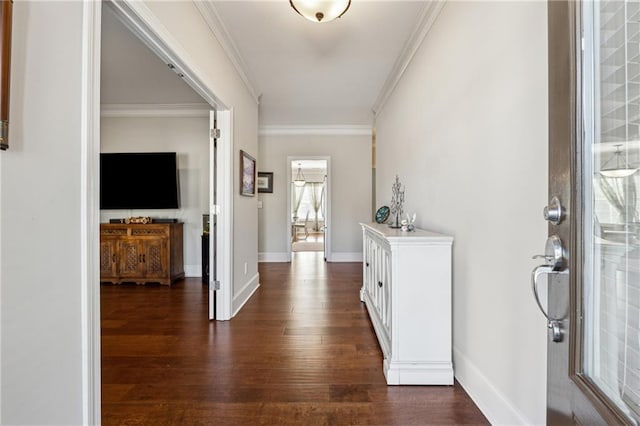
left=130, top=226, right=170, bottom=237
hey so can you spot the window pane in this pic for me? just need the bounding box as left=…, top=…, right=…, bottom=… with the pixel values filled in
left=583, top=1, right=640, bottom=420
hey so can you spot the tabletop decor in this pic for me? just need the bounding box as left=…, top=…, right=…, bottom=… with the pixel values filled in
left=401, top=213, right=416, bottom=232
left=388, top=175, right=405, bottom=228
left=375, top=205, right=390, bottom=223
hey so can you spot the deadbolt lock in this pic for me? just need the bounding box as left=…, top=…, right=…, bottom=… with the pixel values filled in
left=543, top=196, right=565, bottom=225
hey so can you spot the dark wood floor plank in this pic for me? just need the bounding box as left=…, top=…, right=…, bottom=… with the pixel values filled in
left=101, top=252, right=488, bottom=425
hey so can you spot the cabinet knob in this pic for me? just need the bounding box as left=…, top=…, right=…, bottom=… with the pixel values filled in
left=142, top=254, right=146, bottom=263
left=378, top=281, right=383, bottom=288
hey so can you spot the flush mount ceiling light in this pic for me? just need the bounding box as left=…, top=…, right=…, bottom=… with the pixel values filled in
left=600, top=144, right=639, bottom=178
left=289, top=0, right=351, bottom=23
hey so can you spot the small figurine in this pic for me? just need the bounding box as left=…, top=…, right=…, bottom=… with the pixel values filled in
left=401, top=213, right=416, bottom=232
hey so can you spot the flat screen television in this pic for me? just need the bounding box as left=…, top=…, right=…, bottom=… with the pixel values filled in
left=100, top=152, right=180, bottom=209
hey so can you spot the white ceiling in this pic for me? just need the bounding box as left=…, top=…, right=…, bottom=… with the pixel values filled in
left=212, top=1, right=425, bottom=125
left=100, top=1, right=430, bottom=125
left=101, top=6, right=206, bottom=105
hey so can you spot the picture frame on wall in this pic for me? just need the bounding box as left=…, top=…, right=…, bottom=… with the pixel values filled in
left=240, top=150, right=256, bottom=196
left=257, top=172, right=273, bottom=193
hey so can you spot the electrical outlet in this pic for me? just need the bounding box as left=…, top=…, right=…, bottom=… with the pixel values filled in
left=244, top=262, right=248, bottom=275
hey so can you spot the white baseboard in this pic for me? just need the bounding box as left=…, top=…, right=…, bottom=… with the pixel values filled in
left=453, top=347, right=534, bottom=425
left=384, top=360, right=453, bottom=385
left=232, top=272, right=259, bottom=317
left=184, top=264, right=201, bottom=277
left=258, top=252, right=289, bottom=262
left=329, top=252, right=362, bottom=262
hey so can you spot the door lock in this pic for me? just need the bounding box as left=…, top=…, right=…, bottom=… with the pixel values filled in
left=543, top=196, right=565, bottom=225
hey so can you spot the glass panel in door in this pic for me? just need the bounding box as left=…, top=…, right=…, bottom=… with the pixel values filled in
left=583, top=0, right=640, bottom=421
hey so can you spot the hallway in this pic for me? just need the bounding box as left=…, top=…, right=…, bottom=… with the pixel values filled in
left=101, top=253, right=488, bottom=425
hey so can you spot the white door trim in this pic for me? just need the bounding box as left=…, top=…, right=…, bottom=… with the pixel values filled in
left=286, top=156, right=331, bottom=262
left=80, top=2, right=102, bottom=424
left=83, top=1, right=235, bottom=422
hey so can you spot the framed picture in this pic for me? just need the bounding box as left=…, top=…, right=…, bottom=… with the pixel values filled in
left=240, top=150, right=256, bottom=196
left=257, top=172, right=273, bottom=193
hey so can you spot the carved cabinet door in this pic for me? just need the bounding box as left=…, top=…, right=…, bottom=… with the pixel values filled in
left=99, top=239, right=118, bottom=279
left=141, top=238, right=168, bottom=279
left=117, top=240, right=143, bottom=278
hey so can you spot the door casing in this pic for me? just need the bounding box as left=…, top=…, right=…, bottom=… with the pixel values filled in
left=286, top=156, right=331, bottom=262
left=82, top=1, right=236, bottom=423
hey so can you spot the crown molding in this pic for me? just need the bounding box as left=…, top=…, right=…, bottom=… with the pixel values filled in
left=195, top=1, right=261, bottom=104
left=101, top=103, right=211, bottom=118
left=259, top=125, right=372, bottom=136
left=372, top=1, right=446, bottom=117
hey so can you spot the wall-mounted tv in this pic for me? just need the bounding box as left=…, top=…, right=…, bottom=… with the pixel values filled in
left=100, top=152, right=180, bottom=209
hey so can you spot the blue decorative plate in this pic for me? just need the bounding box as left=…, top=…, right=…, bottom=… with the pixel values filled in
left=375, top=206, right=390, bottom=223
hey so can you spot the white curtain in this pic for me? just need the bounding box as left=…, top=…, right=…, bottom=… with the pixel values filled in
left=292, top=183, right=306, bottom=220
left=309, top=181, right=325, bottom=231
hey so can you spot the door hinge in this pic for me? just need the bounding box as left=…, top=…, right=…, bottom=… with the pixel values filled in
left=210, top=128, right=221, bottom=139
left=212, top=280, right=221, bottom=290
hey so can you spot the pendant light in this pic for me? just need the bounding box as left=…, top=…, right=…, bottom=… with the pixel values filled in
left=289, top=0, right=351, bottom=23
left=600, top=144, right=638, bottom=178
left=293, top=163, right=306, bottom=187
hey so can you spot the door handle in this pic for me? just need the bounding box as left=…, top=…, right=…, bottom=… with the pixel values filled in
left=531, top=234, right=568, bottom=343
left=531, top=263, right=567, bottom=342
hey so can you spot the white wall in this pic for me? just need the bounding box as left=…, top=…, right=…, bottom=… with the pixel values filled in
left=258, top=134, right=371, bottom=261
left=139, top=2, right=259, bottom=314
left=100, top=116, right=209, bottom=276
left=1, top=1, right=258, bottom=423
left=375, top=2, right=548, bottom=424
left=2, top=2, right=85, bottom=423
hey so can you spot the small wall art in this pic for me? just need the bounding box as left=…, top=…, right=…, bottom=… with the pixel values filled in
left=257, top=172, right=273, bottom=193
left=240, top=150, right=256, bottom=196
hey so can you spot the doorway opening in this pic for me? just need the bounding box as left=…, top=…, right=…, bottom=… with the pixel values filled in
left=89, top=1, right=235, bottom=422
left=287, top=158, right=330, bottom=261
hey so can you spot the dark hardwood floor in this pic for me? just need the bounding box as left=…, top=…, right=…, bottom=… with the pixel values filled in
left=101, top=252, right=488, bottom=425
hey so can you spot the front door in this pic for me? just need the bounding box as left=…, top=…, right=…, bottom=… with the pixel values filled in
left=544, top=1, right=640, bottom=423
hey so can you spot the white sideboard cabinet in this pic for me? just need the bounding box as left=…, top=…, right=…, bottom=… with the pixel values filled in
left=360, top=222, right=453, bottom=385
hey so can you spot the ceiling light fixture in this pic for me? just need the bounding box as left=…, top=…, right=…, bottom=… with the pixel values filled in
left=289, top=0, right=351, bottom=23
left=293, top=163, right=306, bottom=187
left=600, top=144, right=638, bottom=178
